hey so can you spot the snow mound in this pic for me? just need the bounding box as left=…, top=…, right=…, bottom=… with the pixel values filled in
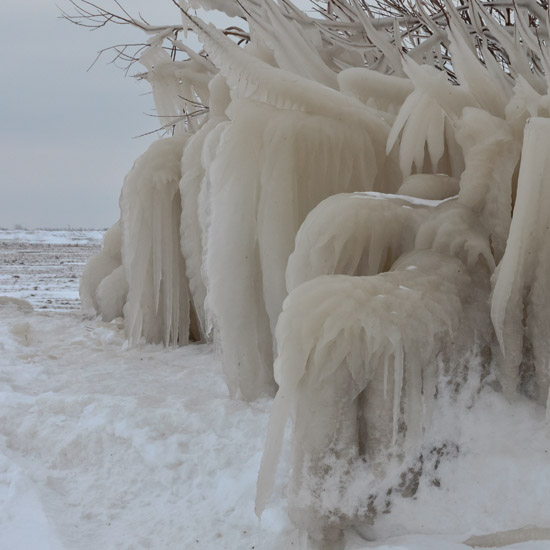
left=0, top=296, right=33, bottom=313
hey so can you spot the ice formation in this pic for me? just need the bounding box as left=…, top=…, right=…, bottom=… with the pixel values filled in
left=120, top=136, right=192, bottom=346
left=80, top=221, right=124, bottom=318
left=258, top=247, right=492, bottom=542
left=491, top=117, right=550, bottom=403
left=74, top=0, right=550, bottom=546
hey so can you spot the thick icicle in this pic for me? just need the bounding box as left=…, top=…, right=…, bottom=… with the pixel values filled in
left=202, top=102, right=275, bottom=400
left=179, top=122, right=216, bottom=339
left=491, top=117, right=550, bottom=401
left=120, top=136, right=191, bottom=346
left=386, top=56, right=477, bottom=177
left=179, top=75, right=230, bottom=339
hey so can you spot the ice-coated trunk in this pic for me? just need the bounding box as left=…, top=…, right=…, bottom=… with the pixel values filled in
left=491, top=117, right=550, bottom=404
left=203, top=108, right=275, bottom=400
left=179, top=115, right=227, bottom=340
left=179, top=74, right=231, bottom=342
left=203, top=97, right=389, bottom=400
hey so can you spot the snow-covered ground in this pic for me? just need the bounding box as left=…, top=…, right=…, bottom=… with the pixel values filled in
left=0, top=230, right=103, bottom=311
left=1, top=230, right=550, bottom=550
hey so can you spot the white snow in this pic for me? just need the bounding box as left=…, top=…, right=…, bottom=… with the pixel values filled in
left=2, top=231, right=549, bottom=550
left=0, top=230, right=104, bottom=245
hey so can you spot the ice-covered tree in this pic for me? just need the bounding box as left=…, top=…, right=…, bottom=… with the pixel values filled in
left=70, top=1, right=550, bottom=547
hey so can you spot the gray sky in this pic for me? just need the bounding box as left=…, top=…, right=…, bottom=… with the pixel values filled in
left=1, top=1, right=187, bottom=229
left=1, top=1, right=313, bottom=230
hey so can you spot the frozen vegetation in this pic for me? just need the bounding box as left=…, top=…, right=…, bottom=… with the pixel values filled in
left=22, top=0, right=550, bottom=547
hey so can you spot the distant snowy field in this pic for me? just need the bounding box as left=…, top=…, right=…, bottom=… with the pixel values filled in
left=1, top=230, right=550, bottom=550
left=0, top=230, right=104, bottom=311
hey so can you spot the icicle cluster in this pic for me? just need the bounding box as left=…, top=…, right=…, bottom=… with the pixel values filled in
left=76, top=0, right=550, bottom=545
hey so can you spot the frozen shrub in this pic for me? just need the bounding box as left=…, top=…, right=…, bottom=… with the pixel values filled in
left=69, top=0, right=550, bottom=544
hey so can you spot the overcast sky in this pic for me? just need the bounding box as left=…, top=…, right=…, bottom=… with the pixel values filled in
left=1, top=1, right=314, bottom=230
left=1, top=1, right=191, bottom=229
